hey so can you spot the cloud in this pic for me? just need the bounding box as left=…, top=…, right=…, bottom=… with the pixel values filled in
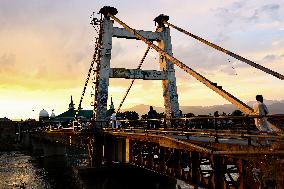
left=214, top=1, right=283, bottom=25
left=173, top=42, right=237, bottom=76
left=248, top=3, right=281, bottom=22
left=262, top=54, right=277, bottom=62
left=261, top=53, right=284, bottom=64
left=0, top=53, right=15, bottom=67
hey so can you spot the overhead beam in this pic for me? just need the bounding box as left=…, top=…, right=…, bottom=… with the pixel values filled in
left=112, top=27, right=161, bottom=41
left=109, top=68, right=167, bottom=80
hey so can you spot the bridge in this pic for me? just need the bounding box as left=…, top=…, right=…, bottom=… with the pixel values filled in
left=26, top=6, right=284, bottom=189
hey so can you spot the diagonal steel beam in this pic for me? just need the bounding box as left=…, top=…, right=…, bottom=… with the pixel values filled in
left=108, top=13, right=254, bottom=114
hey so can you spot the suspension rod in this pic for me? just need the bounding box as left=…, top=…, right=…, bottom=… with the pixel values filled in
left=117, top=46, right=151, bottom=112
left=165, top=21, right=284, bottom=80
left=108, top=13, right=254, bottom=114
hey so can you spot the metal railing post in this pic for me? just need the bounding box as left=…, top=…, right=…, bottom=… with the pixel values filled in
left=246, top=115, right=251, bottom=145
left=214, top=116, right=219, bottom=143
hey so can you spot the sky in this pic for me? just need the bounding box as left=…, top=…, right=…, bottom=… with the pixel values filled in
left=0, top=0, right=283, bottom=120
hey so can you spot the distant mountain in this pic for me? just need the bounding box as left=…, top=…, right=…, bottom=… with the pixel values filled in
left=122, top=100, right=284, bottom=116
left=247, top=99, right=284, bottom=106
left=122, top=104, right=164, bottom=116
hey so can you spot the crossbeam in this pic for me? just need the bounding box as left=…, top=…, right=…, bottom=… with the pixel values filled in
left=113, top=27, right=161, bottom=41
left=109, top=68, right=167, bottom=80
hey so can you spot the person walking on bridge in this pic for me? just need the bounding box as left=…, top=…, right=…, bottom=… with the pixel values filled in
left=253, top=95, right=272, bottom=132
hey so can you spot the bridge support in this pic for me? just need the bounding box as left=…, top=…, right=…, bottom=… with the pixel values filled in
left=94, top=14, right=113, bottom=125
left=156, top=15, right=180, bottom=120
left=94, top=7, right=180, bottom=127
left=103, top=135, right=129, bottom=164
left=88, top=133, right=104, bottom=167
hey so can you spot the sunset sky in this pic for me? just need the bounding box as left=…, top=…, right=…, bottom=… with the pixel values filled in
left=0, top=0, right=283, bottom=120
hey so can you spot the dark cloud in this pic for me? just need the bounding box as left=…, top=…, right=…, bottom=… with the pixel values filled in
left=248, top=3, right=281, bottom=22
left=261, top=54, right=284, bottom=63
left=213, top=0, right=247, bottom=26
left=173, top=43, right=237, bottom=76
left=214, top=1, right=283, bottom=27
left=262, top=54, right=276, bottom=62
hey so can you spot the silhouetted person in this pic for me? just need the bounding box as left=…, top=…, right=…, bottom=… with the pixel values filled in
left=253, top=95, right=271, bottom=132
left=213, top=111, right=219, bottom=117
left=148, top=106, right=158, bottom=129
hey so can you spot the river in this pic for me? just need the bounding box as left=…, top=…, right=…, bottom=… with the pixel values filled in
left=0, top=151, right=192, bottom=189
left=0, top=151, right=88, bottom=189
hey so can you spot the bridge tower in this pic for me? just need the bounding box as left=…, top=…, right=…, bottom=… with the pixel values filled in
left=94, top=6, right=179, bottom=125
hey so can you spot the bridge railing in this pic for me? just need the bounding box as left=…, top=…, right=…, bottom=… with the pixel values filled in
left=108, top=114, right=283, bottom=130
left=105, top=115, right=284, bottom=146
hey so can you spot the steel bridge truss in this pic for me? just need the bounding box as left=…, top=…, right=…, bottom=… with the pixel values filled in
left=94, top=6, right=283, bottom=132
left=93, top=6, right=180, bottom=124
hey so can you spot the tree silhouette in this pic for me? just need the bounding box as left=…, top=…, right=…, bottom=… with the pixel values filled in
left=231, top=110, right=243, bottom=116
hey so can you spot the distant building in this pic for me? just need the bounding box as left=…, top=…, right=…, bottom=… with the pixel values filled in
left=0, top=117, right=11, bottom=122
left=69, top=95, right=75, bottom=110
left=39, top=109, right=49, bottom=122
left=45, top=95, right=116, bottom=126
left=54, top=95, right=92, bottom=124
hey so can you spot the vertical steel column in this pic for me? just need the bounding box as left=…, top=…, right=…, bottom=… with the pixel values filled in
left=159, top=147, right=166, bottom=174
left=175, top=149, right=182, bottom=178
left=147, top=143, right=154, bottom=169
left=246, top=116, right=251, bottom=145
left=157, top=24, right=180, bottom=123
left=191, top=151, right=200, bottom=188
left=116, top=137, right=124, bottom=162
left=129, top=140, right=133, bottom=163
left=94, top=16, right=113, bottom=125
left=237, top=159, right=245, bottom=189
left=103, top=135, right=112, bottom=163
left=212, top=155, right=225, bottom=189
left=90, top=133, right=104, bottom=167
left=136, top=141, right=143, bottom=165
left=125, top=138, right=129, bottom=163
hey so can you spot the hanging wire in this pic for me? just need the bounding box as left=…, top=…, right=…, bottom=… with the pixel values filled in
left=116, top=46, right=151, bottom=112
left=75, top=13, right=103, bottom=119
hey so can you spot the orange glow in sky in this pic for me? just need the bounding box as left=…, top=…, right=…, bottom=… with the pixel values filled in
left=1, top=0, right=283, bottom=119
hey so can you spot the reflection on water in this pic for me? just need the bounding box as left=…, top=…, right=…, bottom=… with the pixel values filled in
left=0, top=151, right=186, bottom=189
left=0, top=150, right=89, bottom=189
left=0, top=151, right=51, bottom=188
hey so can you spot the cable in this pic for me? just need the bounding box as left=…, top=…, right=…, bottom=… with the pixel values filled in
left=75, top=15, right=103, bottom=120
left=164, top=21, right=284, bottom=80
left=116, top=46, right=151, bottom=112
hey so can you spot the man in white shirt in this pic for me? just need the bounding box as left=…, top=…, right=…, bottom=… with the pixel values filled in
left=253, top=95, right=271, bottom=132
